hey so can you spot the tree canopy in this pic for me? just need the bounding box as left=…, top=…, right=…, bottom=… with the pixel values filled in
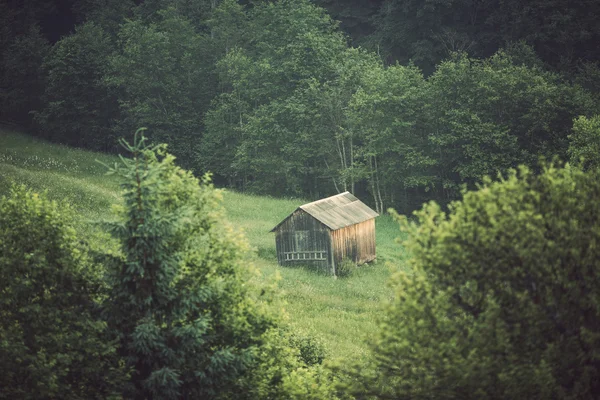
left=3, top=0, right=600, bottom=212
left=349, top=164, right=600, bottom=399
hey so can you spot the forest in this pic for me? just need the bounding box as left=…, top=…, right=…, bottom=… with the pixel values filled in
left=3, top=0, right=600, bottom=213
left=2, top=0, right=600, bottom=398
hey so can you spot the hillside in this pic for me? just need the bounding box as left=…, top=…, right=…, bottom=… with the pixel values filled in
left=0, top=126, right=407, bottom=361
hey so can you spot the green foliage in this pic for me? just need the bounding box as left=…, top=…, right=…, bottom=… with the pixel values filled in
left=288, top=333, right=327, bottom=366
left=1, top=128, right=400, bottom=365
left=313, top=0, right=379, bottom=46
left=0, top=25, right=49, bottom=125
left=282, top=365, right=344, bottom=400
left=574, top=62, right=600, bottom=101
left=568, top=115, right=600, bottom=170
left=4, top=0, right=599, bottom=218
left=352, top=164, right=600, bottom=398
left=206, top=0, right=249, bottom=55
left=422, top=51, right=596, bottom=205
left=72, top=0, right=136, bottom=36
left=0, top=186, right=125, bottom=399
left=35, top=22, right=119, bottom=151
left=106, top=11, right=216, bottom=169
left=202, top=0, right=349, bottom=193
left=133, top=0, right=218, bottom=29
left=347, top=59, right=432, bottom=212
left=206, top=36, right=597, bottom=213
left=102, top=130, right=329, bottom=398
left=368, top=0, right=600, bottom=74
left=335, top=259, right=358, bottom=278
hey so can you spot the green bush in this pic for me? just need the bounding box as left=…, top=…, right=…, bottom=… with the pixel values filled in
left=335, top=259, right=357, bottom=278
left=288, top=333, right=327, bottom=366
left=0, top=186, right=125, bottom=399
left=282, top=365, right=345, bottom=400
left=351, top=164, right=600, bottom=399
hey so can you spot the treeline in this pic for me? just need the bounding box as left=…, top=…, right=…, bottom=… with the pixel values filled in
left=2, top=0, right=600, bottom=213
left=317, top=0, right=600, bottom=75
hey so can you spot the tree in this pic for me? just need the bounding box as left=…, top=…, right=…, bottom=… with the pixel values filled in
left=313, top=0, right=381, bottom=46
left=133, top=0, right=220, bottom=30
left=103, top=130, right=325, bottom=399
left=0, top=186, right=125, bottom=399
left=201, top=0, right=349, bottom=194
left=205, top=0, right=249, bottom=58
left=568, top=115, right=600, bottom=170
left=72, top=0, right=136, bottom=37
left=35, top=22, right=119, bottom=151
left=351, top=164, right=600, bottom=399
left=368, top=0, right=600, bottom=74
left=347, top=59, right=432, bottom=214
left=106, top=10, right=216, bottom=169
left=0, top=25, right=49, bottom=126
left=423, top=50, right=597, bottom=203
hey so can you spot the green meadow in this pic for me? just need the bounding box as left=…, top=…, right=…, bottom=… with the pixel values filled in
left=0, top=126, right=408, bottom=361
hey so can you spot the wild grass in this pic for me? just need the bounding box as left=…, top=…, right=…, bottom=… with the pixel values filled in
left=0, top=127, right=410, bottom=362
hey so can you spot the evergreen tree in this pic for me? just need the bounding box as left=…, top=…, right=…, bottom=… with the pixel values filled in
left=103, top=130, right=321, bottom=399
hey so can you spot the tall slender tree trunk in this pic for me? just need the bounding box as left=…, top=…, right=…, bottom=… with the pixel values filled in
left=374, top=155, right=384, bottom=213
left=341, top=135, right=348, bottom=192
left=335, top=134, right=347, bottom=191
left=350, top=134, right=355, bottom=194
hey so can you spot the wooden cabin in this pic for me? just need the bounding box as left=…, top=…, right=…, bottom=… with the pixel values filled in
left=270, top=192, right=379, bottom=275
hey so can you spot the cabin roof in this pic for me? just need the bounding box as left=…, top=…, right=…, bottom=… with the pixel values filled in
left=271, top=192, right=379, bottom=231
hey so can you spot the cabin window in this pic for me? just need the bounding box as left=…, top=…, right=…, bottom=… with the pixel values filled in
left=294, top=230, right=309, bottom=249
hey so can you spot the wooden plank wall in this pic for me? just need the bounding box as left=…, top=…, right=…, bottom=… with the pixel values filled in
left=330, top=219, right=376, bottom=266
left=274, top=210, right=331, bottom=272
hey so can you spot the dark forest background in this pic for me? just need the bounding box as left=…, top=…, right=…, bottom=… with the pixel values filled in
left=2, top=0, right=600, bottom=213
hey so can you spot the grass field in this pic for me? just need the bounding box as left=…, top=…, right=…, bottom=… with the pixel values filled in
left=0, top=126, right=409, bottom=362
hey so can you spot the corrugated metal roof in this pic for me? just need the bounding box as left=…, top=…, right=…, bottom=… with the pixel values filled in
left=271, top=192, right=379, bottom=231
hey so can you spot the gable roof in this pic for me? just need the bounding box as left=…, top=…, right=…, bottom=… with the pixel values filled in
left=271, top=192, right=379, bottom=231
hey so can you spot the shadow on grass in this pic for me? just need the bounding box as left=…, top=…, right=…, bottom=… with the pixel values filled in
left=277, top=261, right=333, bottom=277
left=256, top=246, right=277, bottom=260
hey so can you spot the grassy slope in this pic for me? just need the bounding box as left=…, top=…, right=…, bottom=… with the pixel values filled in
left=0, top=127, right=408, bottom=361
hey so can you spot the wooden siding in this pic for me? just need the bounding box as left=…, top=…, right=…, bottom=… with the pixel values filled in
left=272, top=193, right=378, bottom=276
left=330, top=219, right=376, bottom=266
left=274, top=209, right=331, bottom=273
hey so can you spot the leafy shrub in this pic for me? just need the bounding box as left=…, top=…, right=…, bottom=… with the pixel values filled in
left=568, top=115, right=600, bottom=170
left=0, top=186, right=125, bottom=399
left=282, top=365, right=344, bottom=400
left=288, top=333, right=327, bottom=366
left=351, top=164, right=600, bottom=399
